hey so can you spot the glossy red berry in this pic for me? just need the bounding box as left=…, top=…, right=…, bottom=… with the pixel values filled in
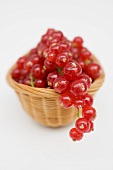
left=47, top=71, right=60, bottom=87
left=80, top=47, right=87, bottom=53
left=62, top=51, right=73, bottom=61
left=74, top=96, right=85, bottom=109
left=55, top=53, right=68, bottom=67
left=76, top=118, right=90, bottom=133
left=81, top=93, right=93, bottom=106
left=85, top=62, right=101, bottom=80
left=63, top=61, right=82, bottom=81
left=87, top=120, right=94, bottom=132
left=34, top=79, right=45, bottom=88
left=44, top=59, right=56, bottom=71
left=12, top=68, right=21, bottom=80
left=46, top=28, right=55, bottom=35
left=17, top=56, right=27, bottom=69
left=49, top=43, right=62, bottom=54
left=24, top=59, right=34, bottom=72
left=47, top=51, right=56, bottom=63
left=30, top=48, right=37, bottom=54
left=78, top=74, right=92, bottom=88
left=17, top=79, right=23, bottom=84
left=53, top=77, right=69, bottom=93
left=70, top=80, right=88, bottom=96
left=72, top=36, right=83, bottom=48
left=80, top=50, right=91, bottom=61
left=82, top=105, right=96, bottom=121
left=59, top=92, right=74, bottom=108
left=52, top=31, right=63, bottom=40
left=29, top=54, right=40, bottom=65
left=76, top=59, right=85, bottom=70
left=41, top=34, right=48, bottom=43
left=69, top=128, right=83, bottom=141
left=46, top=36, right=60, bottom=47
left=59, top=41, right=70, bottom=51
left=20, top=68, right=29, bottom=78
left=23, top=77, right=31, bottom=86
left=42, top=48, right=49, bottom=58
left=31, top=64, right=45, bottom=79
left=71, top=47, right=79, bottom=59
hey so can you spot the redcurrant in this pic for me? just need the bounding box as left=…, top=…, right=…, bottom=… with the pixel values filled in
left=53, top=77, right=69, bottom=93
left=59, top=92, right=74, bottom=108
left=69, top=128, right=83, bottom=141
left=82, top=105, right=96, bottom=121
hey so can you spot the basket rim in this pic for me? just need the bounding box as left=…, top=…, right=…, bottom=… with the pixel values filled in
left=6, top=54, right=105, bottom=98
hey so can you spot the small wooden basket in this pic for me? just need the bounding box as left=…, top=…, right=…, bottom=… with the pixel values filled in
left=6, top=54, right=105, bottom=127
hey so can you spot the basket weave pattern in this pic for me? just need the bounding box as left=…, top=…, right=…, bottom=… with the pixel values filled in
left=7, top=55, right=105, bottom=127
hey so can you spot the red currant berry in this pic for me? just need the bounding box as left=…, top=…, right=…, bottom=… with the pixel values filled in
left=81, top=93, right=93, bottom=106
left=59, top=41, right=70, bottom=51
left=17, top=79, right=23, bottom=84
left=53, top=77, right=69, bottom=93
left=85, top=62, right=101, bottom=80
left=34, top=79, right=45, bottom=88
left=76, top=118, right=90, bottom=133
left=12, top=68, right=21, bottom=80
left=87, top=120, right=94, bottom=132
left=82, top=105, right=96, bottom=121
left=62, top=51, right=73, bottom=61
left=23, top=77, right=31, bottom=86
left=47, top=51, right=56, bottom=63
left=20, top=68, right=29, bottom=78
left=72, top=36, right=83, bottom=48
left=31, top=64, right=45, bottom=79
left=47, top=71, right=60, bottom=87
left=76, top=59, right=85, bottom=70
left=77, top=74, right=92, bottom=88
left=52, top=31, right=63, bottom=40
left=71, top=47, right=79, bottom=59
left=80, top=50, right=91, bottom=61
left=24, top=59, right=34, bottom=72
left=55, top=53, right=68, bottom=67
left=70, top=80, right=88, bottom=96
left=63, top=61, right=82, bottom=81
left=41, top=34, right=48, bottom=43
left=69, top=128, right=83, bottom=141
left=80, top=47, right=87, bottom=52
left=74, top=96, right=85, bottom=109
left=44, top=59, right=56, bottom=71
left=37, top=42, right=46, bottom=57
left=46, top=36, right=60, bottom=47
left=30, top=48, right=37, bottom=55
left=49, top=43, right=62, bottom=54
left=17, top=56, right=27, bottom=69
left=29, top=54, right=40, bottom=65
left=46, top=28, right=55, bottom=35
left=42, top=48, right=49, bottom=58
left=59, top=92, right=74, bottom=108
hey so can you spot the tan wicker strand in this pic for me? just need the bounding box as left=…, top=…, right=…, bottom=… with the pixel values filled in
left=6, top=54, right=105, bottom=127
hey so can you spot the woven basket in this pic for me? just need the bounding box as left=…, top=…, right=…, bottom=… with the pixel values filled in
left=6, top=54, right=105, bottom=127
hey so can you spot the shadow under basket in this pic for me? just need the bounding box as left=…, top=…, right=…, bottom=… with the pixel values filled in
left=6, top=54, right=105, bottom=127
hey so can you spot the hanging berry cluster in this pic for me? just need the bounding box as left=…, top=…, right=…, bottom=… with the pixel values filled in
left=12, top=28, right=102, bottom=141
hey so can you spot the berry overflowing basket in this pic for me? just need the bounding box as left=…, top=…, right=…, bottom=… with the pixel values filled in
left=7, top=28, right=105, bottom=141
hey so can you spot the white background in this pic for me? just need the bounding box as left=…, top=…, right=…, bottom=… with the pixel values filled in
left=0, top=0, right=113, bottom=169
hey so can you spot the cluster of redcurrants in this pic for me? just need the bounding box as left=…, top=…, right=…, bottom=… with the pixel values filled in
left=12, top=28, right=101, bottom=141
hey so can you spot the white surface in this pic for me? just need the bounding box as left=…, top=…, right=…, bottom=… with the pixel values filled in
left=0, top=0, right=113, bottom=169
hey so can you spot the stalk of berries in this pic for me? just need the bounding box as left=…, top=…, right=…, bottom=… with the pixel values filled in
left=12, top=28, right=101, bottom=141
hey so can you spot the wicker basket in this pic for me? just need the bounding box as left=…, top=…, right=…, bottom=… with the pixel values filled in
left=6, top=54, right=105, bottom=127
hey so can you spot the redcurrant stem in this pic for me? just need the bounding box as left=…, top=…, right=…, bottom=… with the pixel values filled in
left=30, top=74, right=34, bottom=87
left=77, top=106, right=82, bottom=118
left=56, top=66, right=64, bottom=76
